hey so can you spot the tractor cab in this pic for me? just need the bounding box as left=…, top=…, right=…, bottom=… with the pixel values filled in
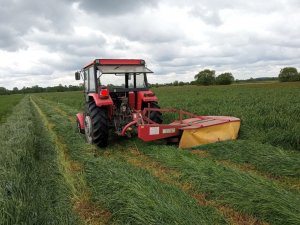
left=75, top=59, right=156, bottom=109
left=75, top=59, right=152, bottom=91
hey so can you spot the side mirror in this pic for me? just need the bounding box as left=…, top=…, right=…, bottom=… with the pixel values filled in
left=75, top=72, right=81, bottom=80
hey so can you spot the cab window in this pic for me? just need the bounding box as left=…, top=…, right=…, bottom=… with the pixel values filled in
left=89, top=66, right=96, bottom=92
left=84, top=70, right=88, bottom=92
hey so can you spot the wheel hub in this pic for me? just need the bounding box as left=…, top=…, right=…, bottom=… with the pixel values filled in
left=77, top=120, right=81, bottom=133
left=84, top=115, right=93, bottom=144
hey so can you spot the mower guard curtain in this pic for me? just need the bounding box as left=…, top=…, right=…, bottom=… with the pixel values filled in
left=179, top=121, right=240, bottom=148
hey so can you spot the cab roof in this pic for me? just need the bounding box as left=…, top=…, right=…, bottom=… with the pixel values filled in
left=83, top=59, right=145, bottom=70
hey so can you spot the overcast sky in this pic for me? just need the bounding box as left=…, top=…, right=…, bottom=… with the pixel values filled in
left=1, top=0, right=300, bottom=89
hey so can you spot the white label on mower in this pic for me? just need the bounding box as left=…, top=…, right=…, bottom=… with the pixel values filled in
left=163, top=128, right=176, bottom=134
left=149, top=127, right=159, bottom=135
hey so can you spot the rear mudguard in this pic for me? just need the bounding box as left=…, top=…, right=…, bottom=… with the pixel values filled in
left=88, top=93, right=113, bottom=107
left=137, top=90, right=158, bottom=110
left=88, top=93, right=113, bottom=119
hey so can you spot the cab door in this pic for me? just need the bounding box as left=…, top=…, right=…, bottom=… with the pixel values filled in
left=84, top=66, right=97, bottom=102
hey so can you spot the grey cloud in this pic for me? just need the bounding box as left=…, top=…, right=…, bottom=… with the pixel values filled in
left=39, top=54, right=94, bottom=72
left=0, top=0, right=75, bottom=51
left=119, top=25, right=183, bottom=44
left=27, top=30, right=107, bottom=55
left=23, top=28, right=110, bottom=72
left=0, top=25, right=27, bottom=51
left=90, top=14, right=184, bottom=44
left=112, top=39, right=130, bottom=50
left=0, top=64, right=54, bottom=78
left=77, top=0, right=158, bottom=16
left=76, top=0, right=182, bottom=43
left=1, top=0, right=300, bottom=89
left=172, top=0, right=292, bottom=13
left=189, top=7, right=222, bottom=26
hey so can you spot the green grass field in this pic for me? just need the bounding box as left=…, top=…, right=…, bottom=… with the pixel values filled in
left=0, top=82, right=300, bottom=224
left=0, top=94, right=24, bottom=123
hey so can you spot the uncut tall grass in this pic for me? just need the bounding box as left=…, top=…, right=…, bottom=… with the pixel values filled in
left=37, top=82, right=300, bottom=151
left=153, top=83, right=300, bottom=151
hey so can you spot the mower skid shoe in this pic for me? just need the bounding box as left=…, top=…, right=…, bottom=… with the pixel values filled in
left=76, top=113, right=85, bottom=134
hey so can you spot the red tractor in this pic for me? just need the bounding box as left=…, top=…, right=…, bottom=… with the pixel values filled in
left=75, top=59, right=240, bottom=148
left=75, top=59, right=162, bottom=147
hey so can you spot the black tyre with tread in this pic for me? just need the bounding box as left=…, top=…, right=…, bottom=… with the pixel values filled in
left=86, top=101, right=109, bottom=147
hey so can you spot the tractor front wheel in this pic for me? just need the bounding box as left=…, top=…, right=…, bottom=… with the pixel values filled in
left=85, top=101, right=109, bottom=147
left=147, top=102, right=163, bottom=124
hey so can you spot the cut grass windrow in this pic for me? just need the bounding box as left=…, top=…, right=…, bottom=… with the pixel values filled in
left=31, top=97, right=110, bottom=225
left=215, top=159, right=300, bottom=191
left=37, top=91, right=84, bottom=111
left=41, top=97, right=77, bottom=123
left=104, top=145, right=268, bottom=225
left=85, top=156, right=226, bottom=225
left=198, top=140, right=300, bottom=179
left=190, top=142, right=300, bottom=190
left=0, top=94, right=24, bottom=124
left=136, top=143, right=300, bottom=225
left=33, top=96, right=228, bottom=225
left=0, top=97, right=79, bottom=224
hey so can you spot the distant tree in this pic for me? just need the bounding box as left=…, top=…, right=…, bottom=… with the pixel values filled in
left=194, top=69, right=216, bottom=85
left=178, top=81, right=185, bottom=86
left=0, top=87, right=7, bottom=95
left=35, top=85, right=45, bottom=92
left=216, top=73, right=234, bottom=85
left=11, top=87, right=19, bottom=94
left=278, top=67, right=299, bottom=82
left=173, top=80, right=179, bottom=86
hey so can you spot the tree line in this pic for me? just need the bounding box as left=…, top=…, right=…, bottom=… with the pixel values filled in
left=1, top=67, right=299, bottom=95
left=162, top=66, right=299, bottom=87
left=192, top=67, right=300, bottom=86
left=0, top=84, right=82, bottom=95
left=149, top=69, right=236, bottom=87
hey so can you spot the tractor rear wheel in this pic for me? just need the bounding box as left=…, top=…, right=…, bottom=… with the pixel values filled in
left=148, top=102, right=163, bottom=124
left=85, top=101, right=109, bottom=147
